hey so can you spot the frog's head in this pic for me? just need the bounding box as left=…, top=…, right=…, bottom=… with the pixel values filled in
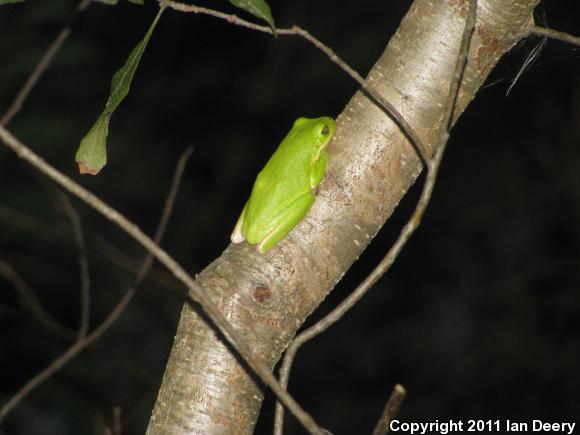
left=291, top=116, right=336, bottom=157
left=311, top=116, right=336, bottom=153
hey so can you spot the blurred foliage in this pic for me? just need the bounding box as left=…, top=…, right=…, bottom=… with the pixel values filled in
left=0, top=1, right=579, bottom=434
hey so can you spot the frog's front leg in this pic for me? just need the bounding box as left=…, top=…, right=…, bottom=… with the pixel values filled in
left=310, top=150, right=329, bottom=190
left=258, top=192, right=315, bottom=253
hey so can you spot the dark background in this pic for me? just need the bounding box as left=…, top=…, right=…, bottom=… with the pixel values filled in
left=1, top=1, right=579, bottom=434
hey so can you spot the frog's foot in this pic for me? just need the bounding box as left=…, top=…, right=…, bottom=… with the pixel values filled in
left=231, top=205, right=246, bottom=244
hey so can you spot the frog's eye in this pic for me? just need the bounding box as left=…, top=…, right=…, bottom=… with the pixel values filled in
left=321, top=125, right=330, bottom=136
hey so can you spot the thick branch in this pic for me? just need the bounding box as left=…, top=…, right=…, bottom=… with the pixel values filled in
left=147, top=0, right=540, bottom=434
left=275, top=0, right=477, bottom=429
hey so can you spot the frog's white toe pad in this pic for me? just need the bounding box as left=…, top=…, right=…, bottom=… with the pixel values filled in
left=231, top=229, right=245, bottom=244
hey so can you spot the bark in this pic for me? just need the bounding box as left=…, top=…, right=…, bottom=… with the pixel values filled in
left=146, top=0, right=540, bottom=433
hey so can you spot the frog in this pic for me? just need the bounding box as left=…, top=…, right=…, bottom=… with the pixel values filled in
left=231, top=116, right=336, bottom=252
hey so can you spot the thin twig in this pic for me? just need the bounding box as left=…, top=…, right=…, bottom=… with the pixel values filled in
left=112, top=406, right=122, bottom=435
left=0, top=205, right=53, bottom=236
left=0, top=0, right=91, bottom=126
left=0, top=260, right=76, bottom=339
left=0, top=147, right=192, bottom=424
left=529, top=26, right=580, bottom=47
left=93, top=235, right=183, bottom=292
left=274, top=0, right=478, bottom=432
left=138, top=147, right=194, bottom=284
left=0, top=131, right=324, bottom=433
left=159, top=0, right=430, bottom=164
left=371, top=384, right=407, bottom=435
left=58, top=193, right=91, bottom=339
left=442, top=0, right=477, bottom=134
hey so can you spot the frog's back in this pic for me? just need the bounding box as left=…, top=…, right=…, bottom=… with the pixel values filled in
left=242, top=124, right=315, bottom=242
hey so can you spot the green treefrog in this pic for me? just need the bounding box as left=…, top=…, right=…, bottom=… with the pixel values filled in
left=231, top=116, right=336, bottom=253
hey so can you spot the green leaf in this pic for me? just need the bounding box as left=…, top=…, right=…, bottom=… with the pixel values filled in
left=127, top=0, right=144, bottom=4
left=229, top=0, right=276, bottom=35
left=0, top=0, right=26, bottom=5
left=75, top=114, right=110, bottom=175
left=75, top=8, right=163, bottom=175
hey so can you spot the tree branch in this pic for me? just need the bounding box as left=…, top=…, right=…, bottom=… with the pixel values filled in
left=0, top=260, right=76, bottom=339
left=57, top=193, right=91, bottom=339
left=371, top=384, right=407, bottom=435
left=529, top=26, right=580, bottom=47
left=147, top=0, right=539, bottom=432
left=274, top=1, right=477, bottom=430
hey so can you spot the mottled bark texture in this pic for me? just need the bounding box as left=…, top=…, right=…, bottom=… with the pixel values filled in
left=147, top=0, right=540, bottom=433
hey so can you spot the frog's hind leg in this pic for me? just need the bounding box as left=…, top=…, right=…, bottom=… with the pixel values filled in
left=231, top=204, right=247, bottom=244
left=258, top=193, right=314, bottom=253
